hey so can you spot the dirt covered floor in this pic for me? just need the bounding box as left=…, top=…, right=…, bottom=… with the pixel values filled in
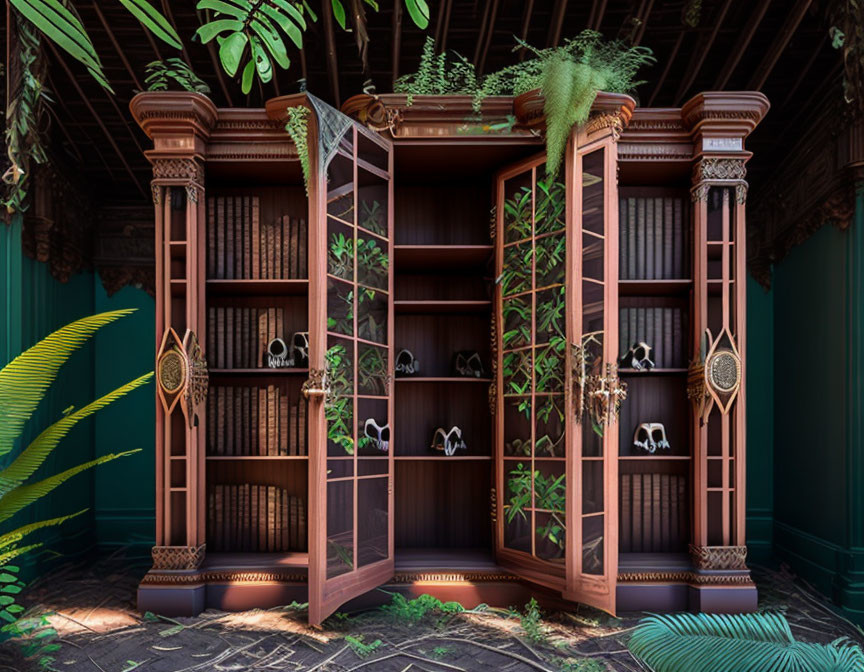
left=1, top=551, right=862, bottom=672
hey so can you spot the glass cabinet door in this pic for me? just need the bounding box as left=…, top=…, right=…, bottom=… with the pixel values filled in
left=306, top=100, right=394, bottom=625
left=564, top=134, right=620, bottom=614
left=495, top=131, right=620, bottom=613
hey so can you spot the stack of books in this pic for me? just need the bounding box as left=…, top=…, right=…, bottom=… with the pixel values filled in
left=207, top=484, right=307, bottom=552
left=619, top=195, right=690, bottom=280
left=619, top=472, right=688, bottom=552
left=619, top=305, right=686, bottom=368
left=207, top=306, right=294, bottom=369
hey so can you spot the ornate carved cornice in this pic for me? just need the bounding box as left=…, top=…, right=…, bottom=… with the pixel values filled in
left=693, top=157, right=747, bottom=182
left=152, top=157, right=205, bottom=182
left=618, top=570, right=754, bottom=586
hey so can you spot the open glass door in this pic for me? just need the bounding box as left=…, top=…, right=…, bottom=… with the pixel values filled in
left=495, top=130, right=620, bottom=612
left=306, top=97, right=394, bottom=625
left=564, top=133, right=621, bottom=614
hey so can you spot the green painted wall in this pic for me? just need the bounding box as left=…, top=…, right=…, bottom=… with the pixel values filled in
left=92, top=284, right=155, bottom=555
left=746, top=275, right=774, bottom=563
left=1, top=216, right=96, bottom=578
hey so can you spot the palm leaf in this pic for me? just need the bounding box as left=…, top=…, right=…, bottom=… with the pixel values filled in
left=0, top=309, right=135, bottom=459
left=117, top=0, right=182, bottom=49
left=629, top=612, right=864, bottom=672
left=10, top=0, right=112, bottom=91
left=0, top=451, right=140, bottom=525
left=0, top=373, right=153, bottom=498
left=0, top=510, right=87, bottom=551
left=404, top=0, right=429, bottom=29
left=0, top=544, right=41, bottom=567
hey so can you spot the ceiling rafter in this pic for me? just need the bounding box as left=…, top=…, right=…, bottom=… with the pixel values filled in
left=673, top=0, right=734, bottom=106
left=392, top=0, right=402, bottom=87
left=547, top=0, right=568, bottom=48
left=476, top=0, right=500, bottom=74
left=516, top=0, right=534, bottom=61
left=747, top=0, right=813, bottom=90
left=713, top=0, right=772, bottom=90
left=321, top=0, right=341, bottom=105
left=647, top=32, right=683, bottom=107
left=91, top=2, right=141, bottom=90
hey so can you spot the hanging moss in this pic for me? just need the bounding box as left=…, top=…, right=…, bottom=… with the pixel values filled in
left=284, top=105, right=311, bottom=194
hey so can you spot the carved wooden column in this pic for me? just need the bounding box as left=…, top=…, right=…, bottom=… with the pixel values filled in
left=130, top=93, right=217, bottom=592
left=683, top=93, right=768, bottom=610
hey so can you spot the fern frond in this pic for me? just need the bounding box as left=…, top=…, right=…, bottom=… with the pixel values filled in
left=629, top=612, right=864, bottom=672
left=0, top=373, right=153, bottom=498
left=0, top=309, right=135, bottom=459
left=0, top=510, right=87, bottom=551
left=0, top=451, right=139, bottom=525
left=0, top=544, right=41, bottom=567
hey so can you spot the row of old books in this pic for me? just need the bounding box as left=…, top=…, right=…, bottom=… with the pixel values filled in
left=207, top=306, right=293, bottom=369
left=619, top=196, right=690, bottom=280
left=207, top=385, right=307, bottom=456
left=207, top=195, right=308, bottom=279
left=619, top=306, right=686, bottom=369
left=207, top=484, right=307, bottom=552
left=620, top=473, right=688, bottom=553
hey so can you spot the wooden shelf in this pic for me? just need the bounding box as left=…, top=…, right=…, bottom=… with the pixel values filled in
left=619, top=455, right=692, bottom=461
left=619, top=279, right=692, bottom=296
left=619, top=368, right=688, bottom=375
left=206, top=279, right=309, bottom=296
left=396, top=376, right=492, bottom=383
left=206, top=455, right=308, bottom=460
left=395, top=455, right=492, bottom=461
left=394, top=245, right=493, bottom=271
left=203, top=552, right=309, bottom=570
left=210, top=368, right=309, bottom=375
left=395, top=299, right=491, bottom=314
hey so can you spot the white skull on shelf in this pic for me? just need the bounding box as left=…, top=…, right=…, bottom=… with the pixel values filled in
left=633, top=422, right=671, bottom=454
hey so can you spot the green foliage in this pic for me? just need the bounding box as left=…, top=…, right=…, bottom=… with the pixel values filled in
left=0, top=309, right=149, bottom=564
left=345, top=634, right=383, bottom=658
left=328, top=232, right=354, bottom=280
left=360, top=200, right=386, bottom=235
left=325, top=344, right=354, bottom=455
left=2, top=16, right=48, bottom=216
left=2, top=597, right=60, bottom=671
left=144, top=58, right=211, bottom=93
left=629, top=612, right=864, bottom=672
left=285, top=105, right=311, bottom=193
left=381, top=593, right=465, bottom=625
left=397, top=32, right=654, bottom=174
left=357, top=345, right=387, bottom=395
left=829, top=0, right=864, bottom=109
left=430, top=645, right=451, bottom=659
left=356, top=237, right=389, bottom=290
left=519, top=598, right=547, bottom=644
left=117, top=0, right=183, bottom=49
left=394, top=36, right=479, bottom=103
left=505, top=463, right=566, bottom=551
left=558, top=659, right=606, bottom=672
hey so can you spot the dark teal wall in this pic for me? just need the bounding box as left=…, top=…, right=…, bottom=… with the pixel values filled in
left=92, top=284, right=155, bottom=553
left=746, top=275, right=774, bottom=563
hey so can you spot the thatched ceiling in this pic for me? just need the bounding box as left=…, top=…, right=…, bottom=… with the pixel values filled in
left=3, top=0, right=844, bottom=205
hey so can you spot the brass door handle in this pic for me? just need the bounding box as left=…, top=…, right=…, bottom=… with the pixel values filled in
left=301, top=369, right=329, bottom=401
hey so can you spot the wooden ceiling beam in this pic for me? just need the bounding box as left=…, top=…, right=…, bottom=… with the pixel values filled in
left=547, top=0, right=568, bottom=47
left=473, top=0, right=492, bottom=66
left=91, top=2, right=142, bottom=90
left=392, top=0, right=402, bottom=87
left=439, top=0, right=454, bottom=52
left=647, top=32, right=683, bottom=107
left=780, top=34, right=826, bottom=109
left=713, top=0, right=772, bottom=90
left=476, top=0, right=499, bottom=74
left=633, top=0, right=656, bottom=46
left=747, top=0, right=812, bottom=90
left=673, top=0, right=733, bottom=106
left=517, top=0, right=534, bottom=61
left=591, top=0, right=608, bottom=31
left=46, top=42, right=147, bottom=198
left=320, top=0, right=341, bottom=106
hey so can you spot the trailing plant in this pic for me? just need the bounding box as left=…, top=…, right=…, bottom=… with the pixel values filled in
left=519, top=597, right=547, bottom=644
left=500, top=243, right=532, bottom=297
left=829, top=0, right=864, bottom=110
left=0, top=568, right=59, bottom=671
left=0, top=309, right=150, bottom=566
left=360, top=199, right=386, bottom=236
left=325, top=343, right=354, bottom=454
left=285, top=105, right=311, bottom=193
left=536, top=287, right=565, bottom=339
left=357, top=345, right=387, bottom=395
left=506, top=462, right=565, bottom=552
left=143, top=58, right=211, bottom=94
left=356, top=237, right=388, bottom=290
left=629, top=611, right=864, bottom=672
left=345, top=634, right=383, bottom=658
left=3, top=15, right=48, bottom=216
left=380, top=592, right=465, bottom=625
left=535, top=337, right=566, bottom=393
left=535, top=178, right=566, bottom=235
left=394, top=36, right=479, bottom=103
left=502, top=296, right=531, bottom=349
left=328, top=538, right=353, bottom=571
left=503, top=184, right=533, bottom=243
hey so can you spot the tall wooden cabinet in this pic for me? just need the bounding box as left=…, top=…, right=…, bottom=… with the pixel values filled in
left=131, top=89, right=768, bottom=621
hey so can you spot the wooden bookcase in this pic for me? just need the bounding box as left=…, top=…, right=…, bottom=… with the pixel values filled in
left=132, top=90, right=768, bottom=621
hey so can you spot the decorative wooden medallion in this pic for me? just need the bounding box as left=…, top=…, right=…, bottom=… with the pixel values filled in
left=156, top=328, right=209, bottom=425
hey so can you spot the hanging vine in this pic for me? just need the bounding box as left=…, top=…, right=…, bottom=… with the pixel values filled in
left=829, top=0, right=864, bottom=112
left=3, top=15, right=49, bottom=216
left=285, top=105, right=311, bottom=192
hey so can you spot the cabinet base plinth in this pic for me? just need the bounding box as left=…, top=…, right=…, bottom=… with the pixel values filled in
left=138, top=576, right=205, bottom=616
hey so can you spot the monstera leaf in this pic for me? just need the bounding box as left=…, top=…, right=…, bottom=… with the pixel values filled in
left=629, top=612, right=864, bottom=672
left=195, top=0, right=308, bottom=94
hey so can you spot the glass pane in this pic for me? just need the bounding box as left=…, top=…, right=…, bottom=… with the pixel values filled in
left=536, top=231, right=565, bottom=288
left=328, top=219, right=354, bottom=281
left=357, top=289, right=387, bottom=344
left=534, top=172, right=566, bottom=235
left=327, top=480, right=354, bottom=578
left=582, top=232, right=604, bottom=281
left=357, top=343, right=388, bottom=396
left=326, top=337, right=355, bottom=457
left=502, top=349, right=532, bottom=397
left=328, top=458, right=353, bottom=478
left=358, top=398, right=389, bottom=456
left=357, top=477, right=388, bottom=567
left=535, top=287, right=564, bottom=345
left=357, top=235, right=389, bottom=291
left=535, top=395, right=564, bottom=458
left=582, top=461, right=604, bottom=515
left=503, top=173, right=533, bottom=243
left=504, top=397, right=532, bottom=457
left=327, top=278, right=354, bottom=336
left=502, top=242, right=532, bottom=297
left=535, top=341, right=566, bottom=394
left=582, top=150, right=605, bottom=235
left=582, top=514, right=604, bottom=575
left=582, top=280, right=605, bottom=335
left=358, top=181, right=389, bottom=237
left=534, top=460, right=565, bottom=513
left=503, top=460, right=532, bottom=553
left=502, top=295, right=531, bottom=350
left=535, top=511, right=566, bottom=562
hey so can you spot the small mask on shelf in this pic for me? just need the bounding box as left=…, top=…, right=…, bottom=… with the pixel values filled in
left=266, top=338, right=292, bottom=368
left=633, top=422, right=671, bottom=454
left=290, top=332, right=309, bottom=367
left=431, top=426, right=467, bottom=456
left=454, top=351, right=484, bottom=378
left=620, top=342, right=655, bottom=371
left=395, top=349, right=419, bottom=376
left=363, top=418, right=390, bottom=453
